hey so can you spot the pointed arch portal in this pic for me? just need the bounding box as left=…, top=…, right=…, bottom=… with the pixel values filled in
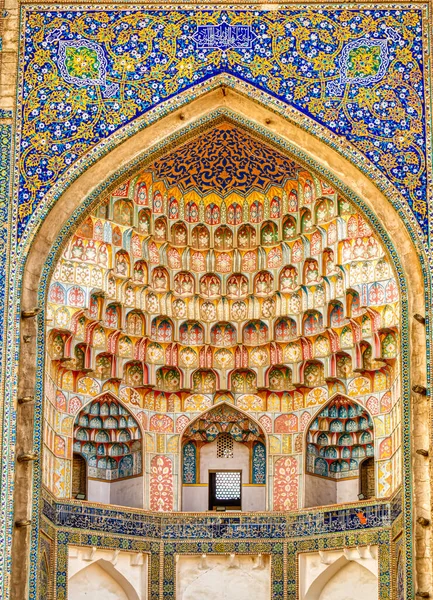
left=41, top=109, right=404, bottom=514
left=9, top=82, right=428, bottom=600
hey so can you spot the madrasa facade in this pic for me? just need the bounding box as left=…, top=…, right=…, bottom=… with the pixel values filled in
left=0, top=1, right=432, bottom=599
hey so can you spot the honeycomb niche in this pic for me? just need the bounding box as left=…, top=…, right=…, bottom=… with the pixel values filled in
left=44, top=120, right=401, bottom=510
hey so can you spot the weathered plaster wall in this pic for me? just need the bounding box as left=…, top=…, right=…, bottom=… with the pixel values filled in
left=319, top=562, right=377, bottom=600
left=87, top=476, right=144, bottom=508
left=304, top=474, right=359, bottom=508
left=176, top=554, right=270, bottom=600
left=69, top=563, right=130, bottom=600
left=199, top=436, right=250, bottom=486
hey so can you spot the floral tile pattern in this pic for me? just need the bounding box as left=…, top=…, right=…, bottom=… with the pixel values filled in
left=18, top=7, right=429, bottom=237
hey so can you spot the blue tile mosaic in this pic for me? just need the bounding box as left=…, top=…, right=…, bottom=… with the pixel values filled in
left=44, top=490, right=394, bottom=540
left=17, top=7, right=429, bottom=238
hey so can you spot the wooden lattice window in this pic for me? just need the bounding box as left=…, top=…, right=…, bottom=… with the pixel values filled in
left=209, top=470, right=241, bottom=510
left=217, top=434, right=234, bottom=459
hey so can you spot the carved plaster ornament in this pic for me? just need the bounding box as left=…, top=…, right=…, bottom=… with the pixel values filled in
left=131, top=553, right=144, bottom=566
left=199, top=554, right=208, bottom=570
left=343, top=548, right=353, bottom=561
left=357, top=546, right=370, bottom=559
left=253, top=553, right=264, bottom=570
left=83, top=547, right=97, bottom=561
left=228, top=553, right=239, bottom=569
left=318, top=550, right=332, bottom=565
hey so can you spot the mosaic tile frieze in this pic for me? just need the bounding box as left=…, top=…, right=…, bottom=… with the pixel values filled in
left=18, top=6, right=429, bottom=238
left=48, top=527, right=160, bottom=600
left=43, top=489, right=395, bottom=539
left=287, top=529, right=391, bottom=600
left=0, top=112, right=13, bottom=596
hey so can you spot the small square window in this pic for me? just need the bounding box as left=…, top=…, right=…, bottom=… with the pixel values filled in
left=209, top=471, right=241, bottom=510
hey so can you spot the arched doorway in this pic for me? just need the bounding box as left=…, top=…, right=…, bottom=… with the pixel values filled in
left=359, top=457, right=375, bottom=500
left=71, top=454, right=87, bottom=500
left=180, top=403, right=267, bottom=512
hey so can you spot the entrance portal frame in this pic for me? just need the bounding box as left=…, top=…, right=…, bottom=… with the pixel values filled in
left=6, top=82, right=430, bottom=600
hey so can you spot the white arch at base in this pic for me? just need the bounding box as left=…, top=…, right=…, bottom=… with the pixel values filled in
left=68, top=546, right=147, bottom=600
left=300, top=548, right=378, bottom=600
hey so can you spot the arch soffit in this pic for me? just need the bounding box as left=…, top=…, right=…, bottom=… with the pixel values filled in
left=21, top=83, right=425, bottom=319
left=303, top=392, right=376, bottom=441
left=177, top=400, right=268, bottom=450
left=72, top=390, right=146, bottom=440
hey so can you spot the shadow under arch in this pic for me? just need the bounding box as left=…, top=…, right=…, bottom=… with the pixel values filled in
left=11, top=81, right=428, bottom=597
left=302, top=393, right=377, bottom=509
left=177, top=400, right=268, bottom=512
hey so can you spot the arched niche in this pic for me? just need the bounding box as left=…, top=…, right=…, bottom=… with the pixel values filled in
left=68, top=557, right=141, bottom=600
left=11, top=83, right=428, bottom=596
left=304, top=395, right=375, bottom=508
left=71, top=453, right=87, bottom=499
left=180, top=402, right=267, bottom=512
left=71, top=393, right=144, bottom=508
left=41, top=115, right=405, bottom=516
left=301, top=553, right=378, bottom=600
